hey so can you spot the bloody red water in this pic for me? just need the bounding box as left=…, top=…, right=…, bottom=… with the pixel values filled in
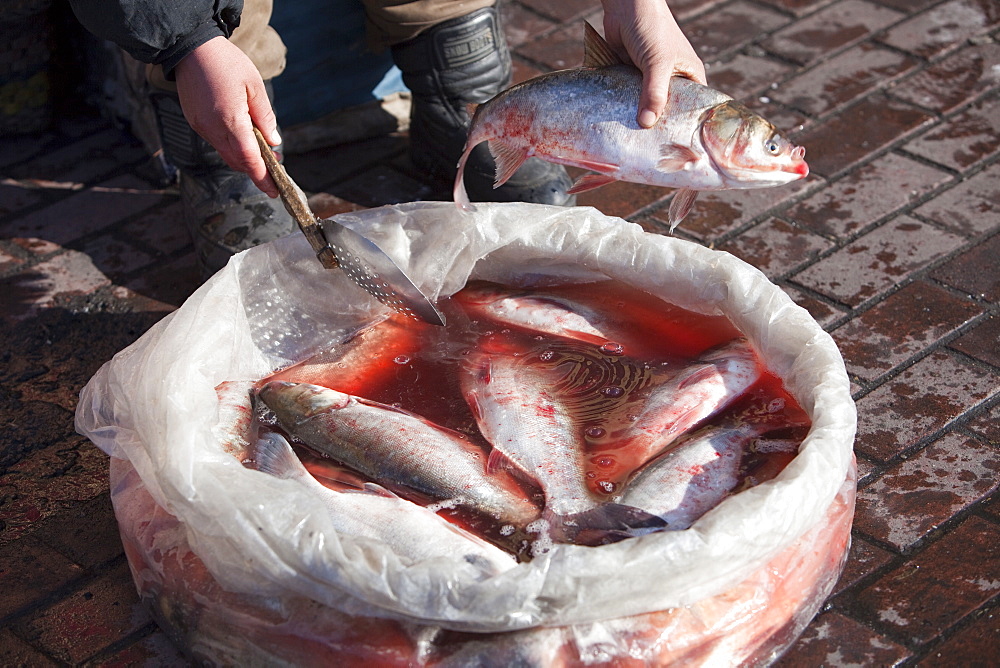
left=275, top=280, right=741, bottom=427
left=256, top=279, right=808, bottom=547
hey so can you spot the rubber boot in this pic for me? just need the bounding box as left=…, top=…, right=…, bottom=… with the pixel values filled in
left=150, top=83, right=296, bottom=278
left=390, top=7, right=574, bottom=206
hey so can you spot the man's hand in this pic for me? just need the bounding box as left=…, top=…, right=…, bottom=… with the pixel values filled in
left=601, top=0, right=707, bottom=128
left=173, top=36, right=281, bottom=197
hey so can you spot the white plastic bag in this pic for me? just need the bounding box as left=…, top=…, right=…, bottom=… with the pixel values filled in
left=77, top=202, right=856, bottom=664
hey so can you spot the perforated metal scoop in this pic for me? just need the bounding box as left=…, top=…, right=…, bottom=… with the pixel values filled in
left=254, top=128, right=446, bottom=326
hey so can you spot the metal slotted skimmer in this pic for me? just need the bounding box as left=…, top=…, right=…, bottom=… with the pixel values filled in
left=254, top=128, right=446, bottom=326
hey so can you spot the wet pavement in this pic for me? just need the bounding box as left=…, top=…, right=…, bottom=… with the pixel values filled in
left=2, top=0, right=998, bottom=664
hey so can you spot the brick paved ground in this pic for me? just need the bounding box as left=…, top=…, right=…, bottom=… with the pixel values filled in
left=2, top=0, right=998, bottom=664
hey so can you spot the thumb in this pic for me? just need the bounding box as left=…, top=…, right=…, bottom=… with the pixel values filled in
left=637, top=58, right=672, bottom=128
left=247, top=82, right=281, bottom=146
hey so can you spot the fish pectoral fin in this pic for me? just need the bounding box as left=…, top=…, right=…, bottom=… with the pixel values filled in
left=676, top=363, right=719, bottom=390
left=253, top=433, right=302, bottom=480
left=656, top=144, right=700, bottom=173
left=667, top=188, right=699, bottom=232
left=488, top=140, right=530, bottom=188
left=582, top=21, right=630, bottom=68
left=567, top=173, right=618, bottom=194
left=486, top=448, right=519, bottom=475
left=362, top=482, right=399, bottom=498
left=574, top=158, right=620, bottom=174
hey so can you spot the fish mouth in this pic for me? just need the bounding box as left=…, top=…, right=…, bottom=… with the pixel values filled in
left=783, top=159, right=809, bottom=177
left=784, top=146, right=809, bottom=177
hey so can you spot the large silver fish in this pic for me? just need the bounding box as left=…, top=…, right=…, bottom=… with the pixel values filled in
left=460, top=344, right=599, bottom=517
left=584, top=338, right=763, bottom=497
left=454, top=23, right=808, bottom=228
left=255, top=381, right=542, bottom=529
left=213, top=379, right=257, bottom=460
left=454, top=281, right=612, bottom=345
left=254, top=432, right=517, bottom=574
left=459, top=340, right=666, bottom=543
left=619, top=403, right=807, bottom=530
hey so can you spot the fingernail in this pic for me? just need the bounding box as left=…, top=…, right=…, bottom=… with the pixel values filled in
left=270, top=128, right=282, bottom=146
left=638, top=109, right=658, bottom=128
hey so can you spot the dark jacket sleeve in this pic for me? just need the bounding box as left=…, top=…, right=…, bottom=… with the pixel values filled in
left=68, top=0, right=244, bottom=75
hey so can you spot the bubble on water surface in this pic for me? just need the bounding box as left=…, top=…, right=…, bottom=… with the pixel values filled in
left=426, top=498, right=461, bottom=513
left=601, top=386, right=624, bottom=398
left=599, top=341, right=625, bottom=356
left=585, top=426, right=606, bottom=439
left=526, top=519, right=553, bottom=557
left=393, top=355, right=411, bottom=365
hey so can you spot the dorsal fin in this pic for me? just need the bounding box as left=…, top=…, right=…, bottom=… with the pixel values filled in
left=583, top=22, right=628, bottom=68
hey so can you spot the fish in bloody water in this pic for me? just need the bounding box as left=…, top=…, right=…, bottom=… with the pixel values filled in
left=619, top=398, right=810, bottom=531
left=454, top=281, right=612, bottom=346
left=453, top=23, right=809, bottom=229
left=453, top=280, right=742, bottom=357
left=254, top=381, right=542, bottom=529
left=253, top=432, right=518, bottom=575
left=213, top=380, right=258, bottom=460
left=584, top=338, right=763, bottom=497
left=459, top=333, right=669, bottom=543
left=460, top=339, right=601, bottom=517
left=265, top=313, right=422, bottom=398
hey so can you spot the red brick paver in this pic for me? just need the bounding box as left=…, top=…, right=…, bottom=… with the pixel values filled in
left=2, top=0, right=998, bottom=664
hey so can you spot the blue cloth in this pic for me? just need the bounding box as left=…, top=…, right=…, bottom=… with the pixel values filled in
left=270, top=0, right=408, bottom=126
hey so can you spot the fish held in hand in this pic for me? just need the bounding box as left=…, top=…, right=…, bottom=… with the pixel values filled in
left=454, top=23, right=808, bottom=229
left=255, top=381, right=542, bottom=529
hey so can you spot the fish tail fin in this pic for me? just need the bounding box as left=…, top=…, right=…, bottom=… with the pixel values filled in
left=453, top=144, right=477, bottom=212
left=453, top=104, right=485, bottom=211
left=488, top=140, right=529, bottom=189
left=254, top=432, right=307, bottom=481
left=667, top=188, right=698, bottom=233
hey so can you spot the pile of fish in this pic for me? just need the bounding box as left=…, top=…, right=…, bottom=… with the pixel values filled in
left=248, top=280, right=809, bottom=567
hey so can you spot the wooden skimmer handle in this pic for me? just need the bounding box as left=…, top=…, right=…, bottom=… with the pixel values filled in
left=253, top=127, right=339, bottom=270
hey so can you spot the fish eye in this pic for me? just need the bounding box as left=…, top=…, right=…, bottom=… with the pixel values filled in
left=765, top=138, right=781, bottom=155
